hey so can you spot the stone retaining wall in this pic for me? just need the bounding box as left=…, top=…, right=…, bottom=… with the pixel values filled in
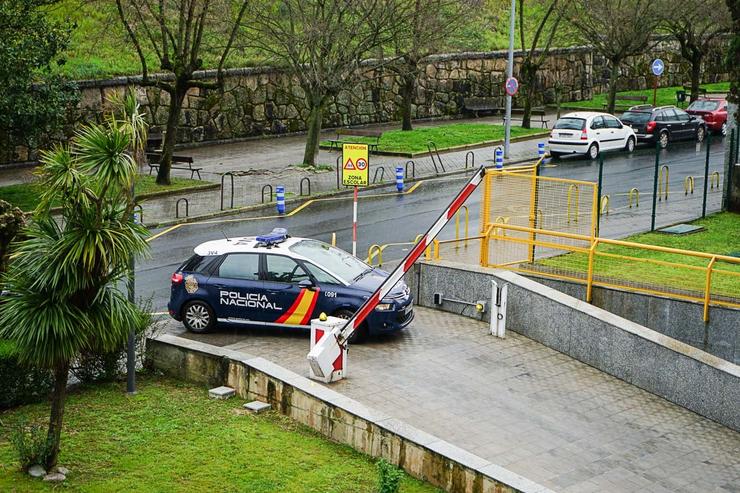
left=146, top=334, right=553, bottom=493
left=7, top=39, right=730, bottom=163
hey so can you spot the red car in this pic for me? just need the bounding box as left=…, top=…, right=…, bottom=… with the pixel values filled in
left=686, top=98, right=728, bottom=136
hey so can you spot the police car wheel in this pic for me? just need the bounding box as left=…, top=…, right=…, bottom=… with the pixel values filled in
left=334, top=309, right=367, bottom=342
left=183, top=301, right=215, bottom=333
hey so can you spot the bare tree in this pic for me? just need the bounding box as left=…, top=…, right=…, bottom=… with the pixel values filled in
left=115, top=0, right=248, bottom=185
left=561, top=0, right=662, bottom=114
left=245, top=0, right=403, bottom=167
left=517, top=0, right=562, bottom=128
left=386, top=0, right=479, bottom=131
left=661, top=0, right=730, bottom=102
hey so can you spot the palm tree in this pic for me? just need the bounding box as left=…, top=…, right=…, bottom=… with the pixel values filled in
left=0, top=101, right=150, bottom=470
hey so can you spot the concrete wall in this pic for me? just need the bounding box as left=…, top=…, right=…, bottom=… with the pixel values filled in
left=521, top=276, right=740, bottom=365
left=407, top=261, right=740, bottom=432
left=146, top=334, right=553, bottom=493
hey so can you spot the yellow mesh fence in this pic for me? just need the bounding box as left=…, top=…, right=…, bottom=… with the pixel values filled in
left=428, top=163, right=740, bottom=316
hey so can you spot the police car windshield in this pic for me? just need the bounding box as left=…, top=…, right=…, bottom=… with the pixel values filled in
left=289, top=240, right=369, bottom=284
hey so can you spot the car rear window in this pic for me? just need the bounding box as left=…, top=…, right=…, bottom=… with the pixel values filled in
left=687, top=100, right=720, bottom=111
left=553, top=117, right=585, bottom=130
left=621, top=111, right=651, bottom=124
left=180, top=254, right=218, bottom=273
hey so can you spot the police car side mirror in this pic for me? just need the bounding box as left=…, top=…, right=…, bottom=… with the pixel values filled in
left=299, top=279, right=315, bottom=290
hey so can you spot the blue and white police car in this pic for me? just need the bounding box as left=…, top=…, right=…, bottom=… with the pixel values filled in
left=168, top=229, right=414, bottom=338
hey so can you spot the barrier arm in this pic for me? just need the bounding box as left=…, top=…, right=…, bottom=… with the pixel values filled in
left=307, top=166, right=487, bottom=381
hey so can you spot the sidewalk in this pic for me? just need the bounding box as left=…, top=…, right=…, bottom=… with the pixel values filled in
left=166, top=307, right=740, bottom=493
left=0, top=115, right=551, bottom=225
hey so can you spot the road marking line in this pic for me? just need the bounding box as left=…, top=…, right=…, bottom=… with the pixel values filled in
left=146, top=181, right=428, bottom=242
left=147, top=224, right=182, bottom=243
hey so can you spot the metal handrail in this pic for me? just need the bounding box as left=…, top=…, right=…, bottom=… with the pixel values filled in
left=628, top=188, right=639, bottom=208
left=372, top=167, right=385, bottom=184
left=175, top=198, right=189, bottom=218
left=405, top=160, right=415, bottom=180
left=300, top=177, right=311, bottom=196
left=220, top=172, right=234, bottom=210
left=658, top=165, right=669, bottom=201
left=261, top=184, right=273, bottom=203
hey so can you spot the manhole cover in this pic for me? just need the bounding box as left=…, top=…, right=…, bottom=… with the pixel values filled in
left=657, top=224, right=705, bottom=235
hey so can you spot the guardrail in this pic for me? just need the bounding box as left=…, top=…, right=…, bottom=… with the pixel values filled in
left=474, top=222, right=740, bottom=320
left=366, top=234, right=432, bottom=267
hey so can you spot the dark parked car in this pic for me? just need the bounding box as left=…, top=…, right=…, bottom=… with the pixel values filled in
left=686, top=98, right=728, bottom=136
left=620, top=105, right=707, bottom=149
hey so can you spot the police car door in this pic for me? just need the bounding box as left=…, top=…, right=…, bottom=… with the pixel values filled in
left=208, top=253, right=263, bottom=322
left=262, top=254, right=317, bottom=327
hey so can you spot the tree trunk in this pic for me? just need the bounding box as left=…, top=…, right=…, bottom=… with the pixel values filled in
left=45, top=361, right=70, bottom=469
left=157, top=82, right=188, bottom=186
left=690, top=57, right=702, bottom=102
left=302, top=103, right=323, bottom=167
left=400, top=72, right=415, bottom=131
left=606, top=62, right=620, bottom=115
left=521, top=62, right=537, bottom=129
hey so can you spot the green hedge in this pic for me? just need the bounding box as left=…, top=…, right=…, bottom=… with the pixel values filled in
left=0, top=340, right=53, bottom=409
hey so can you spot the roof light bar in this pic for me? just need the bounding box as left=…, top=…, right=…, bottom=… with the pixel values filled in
left=256, top=228, right=288, bottom=245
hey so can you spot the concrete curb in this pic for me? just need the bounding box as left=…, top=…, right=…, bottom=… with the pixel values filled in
left=147, top=333, right=555, bottom=493
left=319, top=131, right=551, bottom=158
left=144, top=158, right=536, bottom=229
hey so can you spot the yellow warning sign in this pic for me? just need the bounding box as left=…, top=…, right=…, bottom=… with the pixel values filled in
left=342, top=143, right=369, bottom=186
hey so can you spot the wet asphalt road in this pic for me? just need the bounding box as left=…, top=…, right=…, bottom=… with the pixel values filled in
left=138, top=137, right=728, bottom=312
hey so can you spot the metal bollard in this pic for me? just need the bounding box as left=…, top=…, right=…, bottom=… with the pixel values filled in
left=276, top=185, right=285, bottom=214
left=395, top=166, right=404, bottom=192
left=538, top=142, right=545, bottom=159
left=495, top=147, right=504, bottom=170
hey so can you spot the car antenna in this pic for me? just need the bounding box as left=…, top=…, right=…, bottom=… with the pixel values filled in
left=221, top=229, right=231, bottom=242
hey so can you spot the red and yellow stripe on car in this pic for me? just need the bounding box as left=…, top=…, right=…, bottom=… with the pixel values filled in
left=275, top=288, right=320, bottom=326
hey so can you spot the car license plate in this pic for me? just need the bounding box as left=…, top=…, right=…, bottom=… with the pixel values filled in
left=558, top=133, right=570, bottom=138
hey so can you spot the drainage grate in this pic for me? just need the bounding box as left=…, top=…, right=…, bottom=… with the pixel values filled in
left=657, top=224, right=705, bottom=235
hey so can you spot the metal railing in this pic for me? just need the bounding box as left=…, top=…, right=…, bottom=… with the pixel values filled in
left=175, top=198, right=189, bottom=218
left=261, top=184, right=273, bottom=204
left=475, top=223, right=740, bottom=320
left=221, top=172, right=234, bottom=210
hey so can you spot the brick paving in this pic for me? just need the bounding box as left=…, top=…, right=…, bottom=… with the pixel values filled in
left=164, top=306, right=740, bottom=493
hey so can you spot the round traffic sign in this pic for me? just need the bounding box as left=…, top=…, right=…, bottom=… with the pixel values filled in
left=356, top=158, right=367, bottom=170
left=651, top=59, right=664, bottom=77
left=505, top=77, right=519, bottom=96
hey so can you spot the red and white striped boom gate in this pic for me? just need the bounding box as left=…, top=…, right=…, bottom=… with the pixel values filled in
left=308, top=166, right=486, bottom=381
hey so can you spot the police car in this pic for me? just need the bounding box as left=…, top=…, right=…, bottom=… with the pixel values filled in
left=168, top=228, right=414, bottom=338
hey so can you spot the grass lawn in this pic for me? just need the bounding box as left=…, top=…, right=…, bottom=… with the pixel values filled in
left=0, top=176, right=211, bottom=212
left=562, top=82, right=731, bottom=112
left=321, top=123, right=546, bottom=154
left=0, top=376, right=439, bottom=492
left=537, top=212, right=740, bottom=299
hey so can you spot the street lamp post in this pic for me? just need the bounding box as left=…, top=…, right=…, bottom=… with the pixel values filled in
left=504, top=0, right=516, bottom=158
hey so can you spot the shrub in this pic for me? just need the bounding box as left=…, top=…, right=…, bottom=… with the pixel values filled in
left=377, top=458, right=403, bottom=493
left=71, top=299, right=160, bottom=384
left=10, top=421, right=54, bottom=471
left=0, top=340, right=53, bottom=409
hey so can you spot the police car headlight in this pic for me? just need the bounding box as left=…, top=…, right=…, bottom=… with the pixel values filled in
left=375, top=303, right=393, bottom=311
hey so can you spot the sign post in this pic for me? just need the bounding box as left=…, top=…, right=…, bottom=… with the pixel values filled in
left=342, top=143, right=369, bottom=256
left=651, top=59, right=664, bottom=107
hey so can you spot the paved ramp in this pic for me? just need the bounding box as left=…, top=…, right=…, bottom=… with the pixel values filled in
left=165, top=307, right=739, bottom=492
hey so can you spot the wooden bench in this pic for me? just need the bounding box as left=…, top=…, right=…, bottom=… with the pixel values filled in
left=603, top=95, right=648, bottom=111
left=462, top=97, right=503, bottom=117
left=504, top=107, right=549, bottom=128
left=146, top=152, right=203, bottom=180
left=326, top=128, right=383, bottom=152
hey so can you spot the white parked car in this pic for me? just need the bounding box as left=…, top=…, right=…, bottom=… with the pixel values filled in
left=548, top=112, right=636, bottom=160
